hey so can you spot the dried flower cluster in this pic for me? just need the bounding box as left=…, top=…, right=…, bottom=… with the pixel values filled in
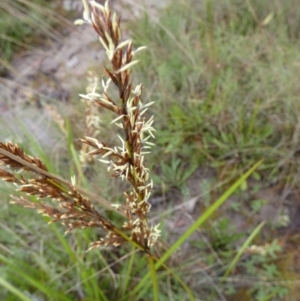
left=78, top=0, right=159, bottom=249
left=0, top=1, right=159, bottom=251
left=0, top=142, right=122, bottom=248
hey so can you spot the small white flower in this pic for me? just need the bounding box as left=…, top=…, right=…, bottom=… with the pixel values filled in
left=71, top=175, right=76, bottom=186
left=111, top=203, right=122, bottom=209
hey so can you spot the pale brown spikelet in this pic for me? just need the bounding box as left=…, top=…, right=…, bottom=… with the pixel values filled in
left=0, top=142, right=48, bottom=171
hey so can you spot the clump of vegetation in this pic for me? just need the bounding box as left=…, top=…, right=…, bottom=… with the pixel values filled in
left=0, top=0, right=299, bottom=300
left=133, top=0, right=300, bottom=188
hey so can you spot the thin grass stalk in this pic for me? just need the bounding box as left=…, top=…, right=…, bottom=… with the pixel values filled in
left=147, top=254, right=159, bottom=301
left=0, top=277, right=32, bottom=301
left=0, top=254, right=72, bottom=301
left=121, top=244, right=136, bottom=294
left=222, top=221, right=265, bottom=279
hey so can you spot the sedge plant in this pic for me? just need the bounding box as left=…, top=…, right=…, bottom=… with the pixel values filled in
left=0, top=1, right=264, bottom=300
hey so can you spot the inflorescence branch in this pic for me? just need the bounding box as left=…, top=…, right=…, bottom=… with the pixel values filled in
left=0, top=0, right=160, bottom=252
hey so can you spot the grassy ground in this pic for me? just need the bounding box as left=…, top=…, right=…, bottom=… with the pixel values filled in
left=133, top=0, right=300, bottom=188
left=0, top=0, right=75, bottom=75
left=1, top=0, right=300, bottom=300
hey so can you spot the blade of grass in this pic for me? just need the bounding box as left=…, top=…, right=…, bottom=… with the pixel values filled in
left=49, top=223, right=78, bottom=263
left=0, top=277, right=32, bottom=301
left=0, top=253, right=72, bottom=301
left=73, top=230, right=110, bottom=301
left=157, top=160, right=262, bottom=267
left=65, top=119, right=88, bottom=188
left=222, top=220, right=265, bottom=279
left=147, top=254, right=159, bottom=301
left=260, top=287, right=281, bottom=301
left=120, top=245, right=136, bottom=295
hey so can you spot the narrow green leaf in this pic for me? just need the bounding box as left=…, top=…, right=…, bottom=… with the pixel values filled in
left=156, top=160, right=263, bottom=272
left=0, top=277, right=32, bottom=301
left=223, top=221, right=265, bottom=278
left=148, top=255, right=159, bottom=301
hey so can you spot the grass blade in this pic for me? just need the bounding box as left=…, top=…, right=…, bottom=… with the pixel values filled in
left=147, top=254, right=159, bottom=301
left=0, top=277, right=32, bottom=301
left=222, top=221, right=265, bottom=279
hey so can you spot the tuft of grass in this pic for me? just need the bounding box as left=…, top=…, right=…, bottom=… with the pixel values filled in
left=132, top=0, right=300, bottom=188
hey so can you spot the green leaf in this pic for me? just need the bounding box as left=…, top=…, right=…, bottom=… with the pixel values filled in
left=0, top=277, right=32, bottom=301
